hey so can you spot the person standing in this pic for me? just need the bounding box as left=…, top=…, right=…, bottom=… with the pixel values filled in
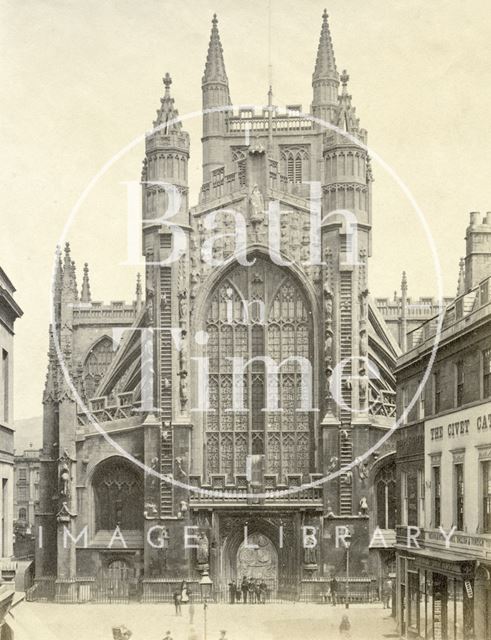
left=383, top=579, right=392, bottom=609
left=228, top=581, right=236, bottom=604
left=181, top=580, right=190, bottom=605
left=330, top=576, right=338, bottom=606
left=173, top=591, right=182, bottom=616
left=241, top=577, right=248, bottom=604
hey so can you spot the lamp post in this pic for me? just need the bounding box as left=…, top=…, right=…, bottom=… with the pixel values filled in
left=344, top=529, right=352, bottom=609
left=199, top=570, right=213, bottom=640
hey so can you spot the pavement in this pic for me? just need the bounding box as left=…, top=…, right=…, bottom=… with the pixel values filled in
left=9, top=601, right=398, bottom=640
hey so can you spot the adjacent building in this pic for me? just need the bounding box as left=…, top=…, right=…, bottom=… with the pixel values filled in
left=13, top=447, right=40, bottom=558
left=395, top=212, right=491, bottom=640
left=0, top=268, right=23, bottom=576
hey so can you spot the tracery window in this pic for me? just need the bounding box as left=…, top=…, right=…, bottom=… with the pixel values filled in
left=281, top=147, right=309, bottom=184
left=93, top=457, right=143, bottom=532
left=83, top=336, right=115, bottom=400
left=204, top=258, right=313, bottom=482
left=375, top=462, right=396, bottom=529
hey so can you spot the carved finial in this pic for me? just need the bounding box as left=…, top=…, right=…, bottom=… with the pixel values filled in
left=340, top=69, right=349, bottom=87
left=401, top=270, right=408, bottom=293
left=81, top=262, right=91, bottom=303
left=136, top=273, right=143, bottom=311
left=163, top=72, right=172, bottom=93
left=322, top=8, right=328, bottom=22
left=212, top=13, right=218, bottom=25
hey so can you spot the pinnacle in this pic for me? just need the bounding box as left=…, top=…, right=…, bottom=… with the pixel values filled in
left=313, top=10, right=338, bottom=82
left=153, top=72, right=182, bottom=132
left=202, top=13, right=228, bottom=85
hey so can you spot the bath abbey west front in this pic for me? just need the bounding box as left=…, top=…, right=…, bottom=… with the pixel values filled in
left=34, top=13, right=426, bottom=602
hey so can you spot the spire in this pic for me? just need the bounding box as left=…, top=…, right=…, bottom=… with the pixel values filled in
left=135, top=273, right=143, bottom=312
left=153, top=73, right=182, bottom=132
left=457, top=257, right=465, bottom=296
left=202, top=14, right=229, bottom=87
left=313, top=10, right=338, bottom=82
left=81, top=262, right=91, bottom=303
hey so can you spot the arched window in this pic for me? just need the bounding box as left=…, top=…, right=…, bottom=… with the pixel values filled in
left=203, top=257, right=313, bottom=482
left=281, top=148, right=310, bottom=184
left=375, top=461, right=396, bottom=529
left=92, top=457, right=143, bottom=532
left=18, top=508, right=26, bottom=521
left=83, top=337, right=115, bottom=400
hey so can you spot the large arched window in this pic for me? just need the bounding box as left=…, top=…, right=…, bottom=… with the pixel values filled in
left=92, top=457, right=143, bottom=532
left=83, top=336, right=115, bottom=400
left=375, top=461, right=396, bottom=530
left=204, top=257, right=313, bottom=482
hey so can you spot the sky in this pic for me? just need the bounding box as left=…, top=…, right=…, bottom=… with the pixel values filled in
left=1, top=0, right=491, bottom=421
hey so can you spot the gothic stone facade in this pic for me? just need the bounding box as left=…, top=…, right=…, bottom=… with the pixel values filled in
left=36, top=13, right=413, bottom=601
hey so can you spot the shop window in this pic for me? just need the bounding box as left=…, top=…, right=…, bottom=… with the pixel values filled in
left=454, top=463, right=464, bottom=531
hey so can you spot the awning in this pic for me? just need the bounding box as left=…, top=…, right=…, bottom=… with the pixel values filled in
left=395, top=545, right=475, bottom=579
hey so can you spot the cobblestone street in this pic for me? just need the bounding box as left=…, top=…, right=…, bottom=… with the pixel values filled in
left=10, top=602, right=398, bottom=640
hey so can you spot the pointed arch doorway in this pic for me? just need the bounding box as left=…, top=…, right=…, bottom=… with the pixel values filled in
left=235, top=533, right=278, bottom=585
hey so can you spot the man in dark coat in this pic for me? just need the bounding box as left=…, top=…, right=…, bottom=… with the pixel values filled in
left=330, top=576, right=338, bottom=606
left=241, top=577, right=248, bottom=604
left=228, top=582, right=236, bottom=604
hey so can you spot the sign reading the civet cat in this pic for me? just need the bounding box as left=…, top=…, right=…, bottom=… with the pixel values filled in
left=428, top=404, right=491, bottom=441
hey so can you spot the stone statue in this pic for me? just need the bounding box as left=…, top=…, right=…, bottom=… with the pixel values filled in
left=197, top=532, right=209, bottom=564
left=59, top=463, right=70, bottom=497
left=179, top=371, right=188, bottom=410
left=249, top=185, right=264, bottom=224
left=304, top=544, right=317, bottom=565
left=323, top=282, right=334, bottom=324
left=178, top=290, right=188, bottom=327
left=359, top=496, right=369, bottom=516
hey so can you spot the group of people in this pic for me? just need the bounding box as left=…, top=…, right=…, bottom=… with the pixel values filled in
left=228, top=577, right=268, bottom=604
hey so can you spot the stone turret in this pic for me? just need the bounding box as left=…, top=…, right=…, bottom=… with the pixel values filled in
left=311, top=10, right=340, bottom=126
left=201, top=14, right=231, bottom=182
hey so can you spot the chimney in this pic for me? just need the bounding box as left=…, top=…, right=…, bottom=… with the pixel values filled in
left=464, top=211, right=491, bottom=291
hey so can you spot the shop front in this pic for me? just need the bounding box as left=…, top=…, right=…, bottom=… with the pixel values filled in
left=396, top=549, right=476, bottom=639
